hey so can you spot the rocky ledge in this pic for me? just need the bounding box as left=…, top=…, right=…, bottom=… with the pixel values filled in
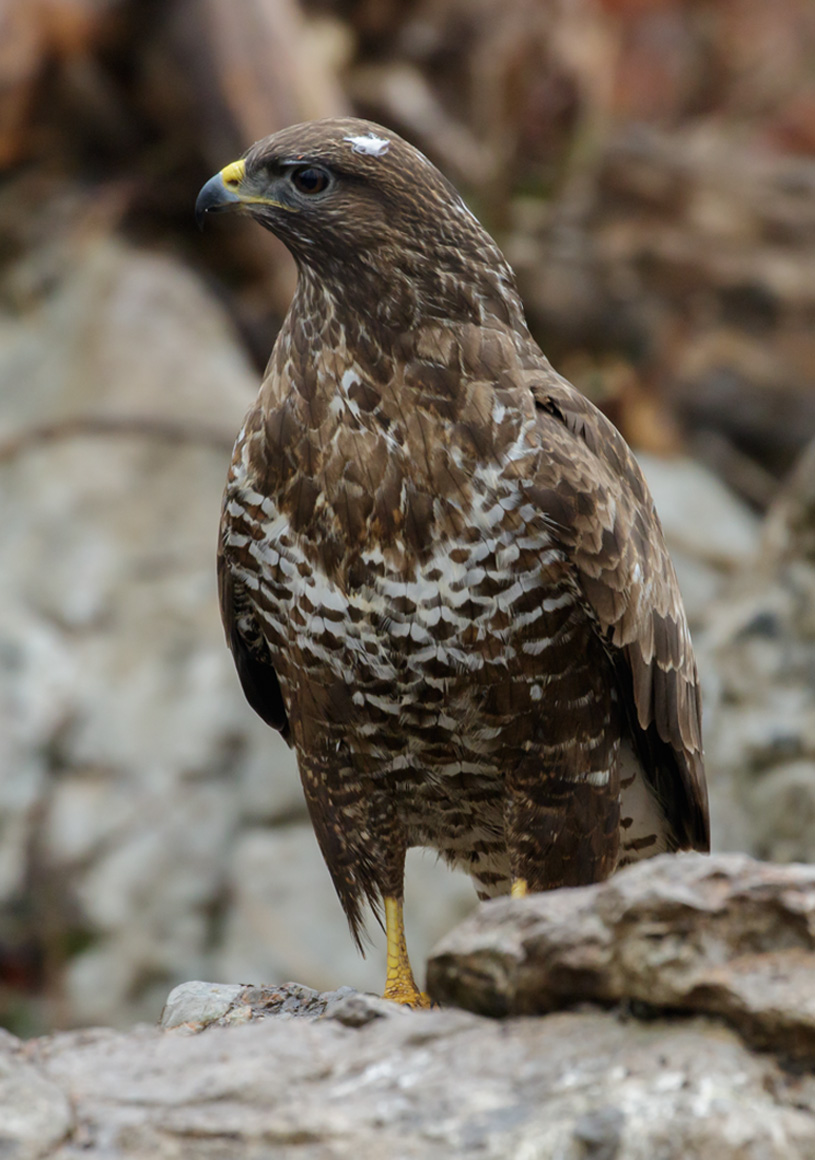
left=7, top=853, right=815, bottom=1159
left=428, top=851, right=815, bottom=1061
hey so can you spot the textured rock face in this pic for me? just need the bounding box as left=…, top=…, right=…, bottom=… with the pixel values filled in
left=428, top=853, right=815, bottom=1061
left=5, top=854, right=815, bottom=1158
left=0, top=229, right=299, bottom=1029
left=511, top=125, right=815, bottom=478
left=5, top=1000, right=815, bottom=1158
left=700, top=439, right=815, bottom=861
left=636, top=452, right=758, bottom=627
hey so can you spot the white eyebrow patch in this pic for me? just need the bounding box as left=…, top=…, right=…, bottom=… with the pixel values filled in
left=344, top=134, right=390, bottom=157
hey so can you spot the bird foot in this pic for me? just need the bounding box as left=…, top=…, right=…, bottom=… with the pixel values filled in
left=381, top=980, right=432, bottom=1009
left=382, top=895, right=432, bottom=1008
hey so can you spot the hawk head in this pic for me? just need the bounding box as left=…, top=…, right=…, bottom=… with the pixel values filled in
left=195, top=117, right=523, bottom=328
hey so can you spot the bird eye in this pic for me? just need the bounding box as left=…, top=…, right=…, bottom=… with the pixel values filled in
left=290, top=166, right=331, bottom=195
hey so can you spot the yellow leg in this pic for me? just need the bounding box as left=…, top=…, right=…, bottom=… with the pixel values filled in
left=382, top=896, right=430, bottom=1008
left=511, top=877, right=529, bottom=898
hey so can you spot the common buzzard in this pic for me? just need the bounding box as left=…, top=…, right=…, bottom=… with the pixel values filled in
left=196, top=118, right=709, bottom=1006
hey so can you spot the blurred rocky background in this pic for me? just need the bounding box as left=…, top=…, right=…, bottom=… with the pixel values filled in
left=1, top=0, right=814, bottom=1036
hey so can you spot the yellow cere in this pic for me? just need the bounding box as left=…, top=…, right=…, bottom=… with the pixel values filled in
left=220, top=159, right=246, bottom=188
left=217, top=157, right=299, bottom=214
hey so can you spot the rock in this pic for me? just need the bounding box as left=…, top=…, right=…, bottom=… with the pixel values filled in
left=427, top=852, right=815, bottom=1062
left=0, top=226, right=310, bottom=1031
left=12, top=848, right=815, bottom=1155
left=513, top=123, right=815, bottom=477
left=0, top=1030, right=73, bottom=1160
left=10, top=854, right=815, bottom=1154
left=322, top=989, right=402, bottom=1027
left=160, top=981, right=245, bottom=1031
left=160, top=979, right=400, bottom=1031
left=3, top=994, right=815, bottom=1158
left=698, top=438, right=815, bottom=861
left=636, top=452, right=759, bottom=625
left=638, top=453, right=759, bottom=574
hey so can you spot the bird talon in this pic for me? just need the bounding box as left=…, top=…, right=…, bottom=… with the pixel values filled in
left=382, top=983, right=433, bottom=1009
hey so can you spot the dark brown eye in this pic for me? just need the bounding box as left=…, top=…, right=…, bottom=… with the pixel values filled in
left=290, top=167, right=331, bottom=195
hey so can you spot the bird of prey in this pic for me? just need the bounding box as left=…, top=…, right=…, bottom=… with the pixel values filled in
left=196, top=118, right=709, bottom=1007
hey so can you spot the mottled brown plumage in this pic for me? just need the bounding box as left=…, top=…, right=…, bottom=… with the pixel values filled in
left=196, top=118, right=709, bottom=995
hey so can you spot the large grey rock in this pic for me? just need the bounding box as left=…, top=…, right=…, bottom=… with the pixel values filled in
left=11, top=854, right=815, bottom=1155
left=428, top=852, right=815, bottom=1061
left=0, top=229, right=303, bottom=1029
left=158, top=979, right=393, bottom=1030
left=637, top=452, right=759, bottom=626
left=698, top=438, right=815, bottom=859
left=0, top=1031, right=73, bottom=1160
left=160, top=981, right=247, bottom=1031
left=3, top=994, right=815, bottom=1158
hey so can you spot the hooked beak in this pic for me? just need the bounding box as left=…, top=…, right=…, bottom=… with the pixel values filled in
left=195, top=157, right=296, bottom=229
left=195, top=160, right=247, bottom=230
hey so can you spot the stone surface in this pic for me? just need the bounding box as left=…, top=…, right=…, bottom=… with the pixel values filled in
left=637, top=452, right=759, bottom=626
left=698, top=437, right=815, bottom=860
left=0, top=1030, right=73, bottom=1160
left=3, top=991, right=815, bottom=1158
left=428, top=852, right=815, bottom=1061
left=0, top=226, right=299, bottom=1031
left=639, top=452, right=759, bottom=574
left=159, top=979, right=398, bottom=1031
left=10, top=853, right=815, bottom=1155
left=160, top=981, right=246, bottom=1031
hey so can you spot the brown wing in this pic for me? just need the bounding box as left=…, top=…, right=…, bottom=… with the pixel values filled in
left=529, top=370, right=709, bottom=853
left=218, top=551, right=291, bottom=744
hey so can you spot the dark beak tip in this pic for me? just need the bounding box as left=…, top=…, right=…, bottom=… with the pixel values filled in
left=194, top=172, right=239, bottom=231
